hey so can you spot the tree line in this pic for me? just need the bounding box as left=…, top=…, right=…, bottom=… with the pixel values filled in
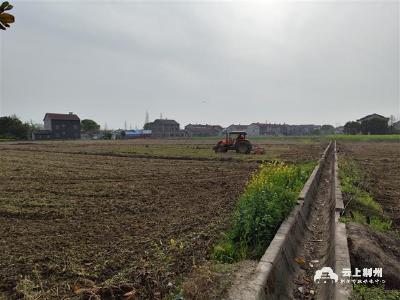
left=0, top=115, right=35, bottom=139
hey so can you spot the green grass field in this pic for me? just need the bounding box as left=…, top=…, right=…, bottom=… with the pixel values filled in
left=326, top=134, right=400, bottom=142
left=190, top=134, right=400, bottom=143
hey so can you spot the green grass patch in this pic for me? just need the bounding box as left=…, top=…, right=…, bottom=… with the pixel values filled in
left=351, top=285, right=400, bottom=300
left=339, top=159, right=392, bottom=232
left=212, top=161, right=315, bottom=262
left=340, top=213, right=392, bottom=232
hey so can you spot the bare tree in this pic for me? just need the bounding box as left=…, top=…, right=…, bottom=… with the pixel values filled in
left=0, top=2, right=14, bottom=30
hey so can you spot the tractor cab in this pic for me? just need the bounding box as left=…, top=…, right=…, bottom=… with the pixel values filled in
left=224, top=131, right=247, bottom=144
left=213, top=131, right=252, bottom=154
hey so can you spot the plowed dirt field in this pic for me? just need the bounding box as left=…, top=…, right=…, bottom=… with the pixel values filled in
left=0, top=140, right=325, bottom=299
left=338, top=142, right=400, bottom=228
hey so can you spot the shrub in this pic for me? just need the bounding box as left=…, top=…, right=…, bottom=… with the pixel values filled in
left=213, top=161, right=314, bottom=262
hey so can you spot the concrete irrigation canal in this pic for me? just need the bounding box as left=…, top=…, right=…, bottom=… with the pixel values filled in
left=232, top=141, right=352, bottom=300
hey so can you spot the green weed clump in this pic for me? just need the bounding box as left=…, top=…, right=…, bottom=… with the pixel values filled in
left=339, top=159, right=392, bottom=232
left=213, top=161, right=314, bottom=262
left=351, top=285, right=400, bottom=300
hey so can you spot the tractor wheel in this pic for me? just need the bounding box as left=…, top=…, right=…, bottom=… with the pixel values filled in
left=215, top=143, right=228, bottom=153
left=236, top=141, right=252, bottom=154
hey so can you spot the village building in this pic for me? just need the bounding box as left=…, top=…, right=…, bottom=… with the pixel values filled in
left=31, top=130, right=52, bottom=140
left=247, top=123, right=284, bottom=136
left=247, top=123, right=320, bottom=136
left=357, top=113, right=389, bottom=124
left=81, top=131, right=104, bottom=140
left=335, top=126, right=344, bottom=134
left=145, top=119, right=182, bottom=137
left=356, top=113, right=390, bottom=135
left=32, top=112, right=81, bottom=140
left=185, top=124, right=223, bottom=137
left=287, top=124, right=321, bottom=136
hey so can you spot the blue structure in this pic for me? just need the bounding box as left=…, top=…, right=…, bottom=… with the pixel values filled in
left=120, top=130, right=152, bottom=139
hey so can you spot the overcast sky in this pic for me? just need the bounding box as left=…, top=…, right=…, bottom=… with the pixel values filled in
left=0, top=0, right=398, bottom=129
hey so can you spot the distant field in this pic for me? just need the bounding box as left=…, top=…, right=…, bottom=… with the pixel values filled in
left=0, top=138, right=327, bottom=163
left=327, top=134, right=400, bottom=142
left=250, top=134, right=400, bottom=142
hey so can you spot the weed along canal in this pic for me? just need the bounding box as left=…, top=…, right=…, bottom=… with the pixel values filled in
left=226, top=141, right=352, bottom=300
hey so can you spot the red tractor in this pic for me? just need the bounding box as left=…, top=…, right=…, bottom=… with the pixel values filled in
left=213, top=131, right=253, bottom=154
